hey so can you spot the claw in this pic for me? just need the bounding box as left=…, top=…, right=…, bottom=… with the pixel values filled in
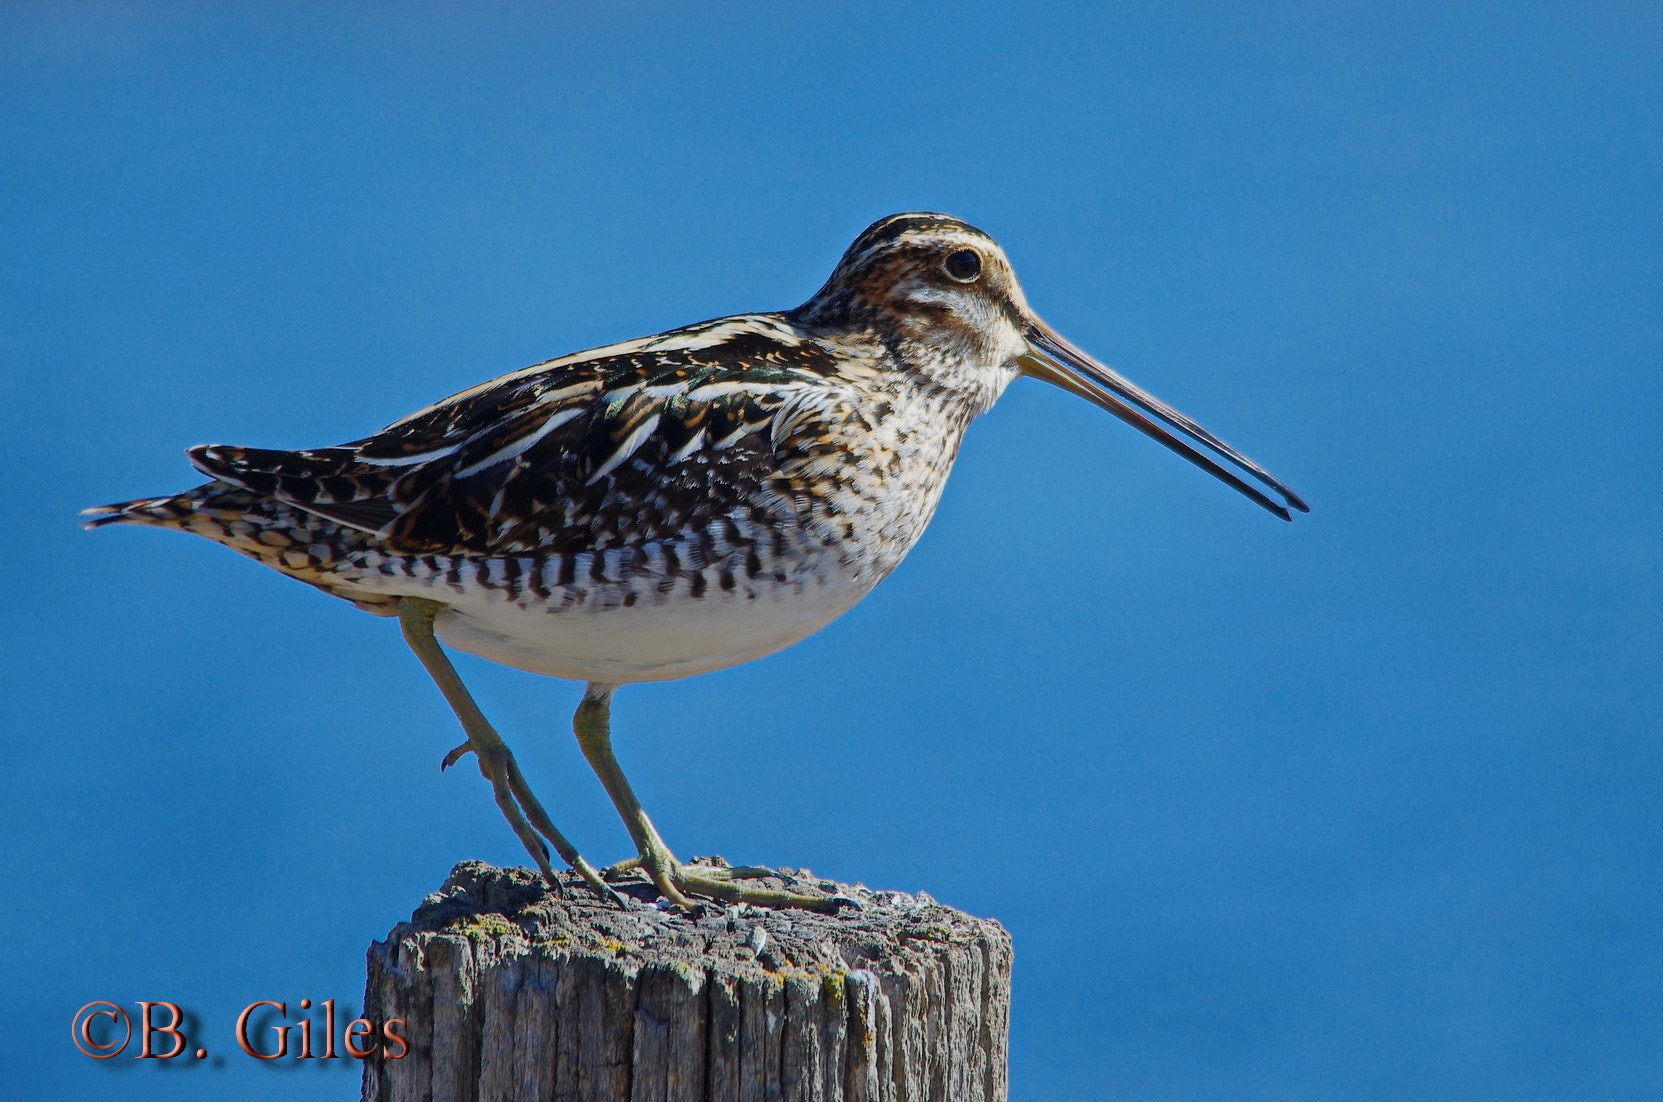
left=440, top=742, right=472, bottom=771
left=671, top=863, right=838, bottom=912
left=632, top=849, right=837, bottom=912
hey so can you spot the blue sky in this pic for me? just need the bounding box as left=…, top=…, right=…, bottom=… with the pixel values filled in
left=4, top=3, right=1661, bottom=1099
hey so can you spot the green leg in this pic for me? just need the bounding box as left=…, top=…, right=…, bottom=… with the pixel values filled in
left=573, top=683, right=836, bottom=911
left=397, top=598, right=620, bottom=905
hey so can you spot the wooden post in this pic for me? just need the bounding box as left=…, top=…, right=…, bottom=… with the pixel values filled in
left=362, top=860, right=1012, bottom=1102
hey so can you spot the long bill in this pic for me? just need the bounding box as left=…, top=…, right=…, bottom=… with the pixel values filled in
left=1018, top=317, right=1310, bottom=521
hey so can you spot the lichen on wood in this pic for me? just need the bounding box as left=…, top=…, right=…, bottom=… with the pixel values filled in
left=362, top=860, right=1012, bottom=1102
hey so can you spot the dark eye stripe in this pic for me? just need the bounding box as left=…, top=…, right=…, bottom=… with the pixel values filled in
left=943, top=249, right=982, bottom=282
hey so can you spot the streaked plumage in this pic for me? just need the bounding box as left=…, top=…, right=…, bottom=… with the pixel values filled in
left=85, top=213, right=1307, bottom=908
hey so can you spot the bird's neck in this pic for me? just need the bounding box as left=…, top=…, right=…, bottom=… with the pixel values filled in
left=794, top=310, right=1020, bottom=425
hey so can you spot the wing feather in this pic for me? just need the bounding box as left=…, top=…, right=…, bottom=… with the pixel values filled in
left=189, top=314, right=856, bottom=554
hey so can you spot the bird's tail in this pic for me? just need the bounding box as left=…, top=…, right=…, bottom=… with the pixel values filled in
left=80, top=483, right=279, bottom=549
left=82, top=480, right=325, bottom=556
left=79, top=493, right=200, bottom=530
left=81, top=482, right=400, bottom=614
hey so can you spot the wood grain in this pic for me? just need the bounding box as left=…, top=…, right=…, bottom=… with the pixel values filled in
left=362, top=861, right=1011, bottom=1102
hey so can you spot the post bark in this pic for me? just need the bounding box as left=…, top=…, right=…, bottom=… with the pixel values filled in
left=361, top=860, right=1011, bottom=1102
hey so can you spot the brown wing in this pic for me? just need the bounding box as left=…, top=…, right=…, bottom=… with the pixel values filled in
left=187, top=314, right=855, bottom=556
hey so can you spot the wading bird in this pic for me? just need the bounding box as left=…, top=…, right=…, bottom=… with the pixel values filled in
left=86, top=213, right=1307, bottom=910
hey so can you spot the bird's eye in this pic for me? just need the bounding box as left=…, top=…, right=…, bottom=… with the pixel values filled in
left=943, top=249, right=982, bottom=282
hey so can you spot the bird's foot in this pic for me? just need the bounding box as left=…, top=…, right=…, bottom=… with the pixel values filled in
left=465, top=740, right=626, bottom=908
left=396, top=597, right=625, bottom=910
left=606, top=850, right=839, bottom=912
left=569, top=682, right=834, bottom=911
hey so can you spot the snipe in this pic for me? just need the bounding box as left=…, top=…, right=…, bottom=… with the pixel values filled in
left=85, top=213, right=1308, bottom=910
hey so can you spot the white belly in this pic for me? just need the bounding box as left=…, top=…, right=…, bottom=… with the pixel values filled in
left=435, top=580, right=868, bottom=683
left=334, top=548, right=876, bottom=684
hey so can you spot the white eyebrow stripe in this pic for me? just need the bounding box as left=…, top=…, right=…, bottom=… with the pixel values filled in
left=588, top=414, right=662, bottom=483
left=453, top=407, right=584, bottom=478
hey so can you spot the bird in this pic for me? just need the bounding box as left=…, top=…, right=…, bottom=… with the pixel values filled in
left=84, top=212, right=1308, bottom=911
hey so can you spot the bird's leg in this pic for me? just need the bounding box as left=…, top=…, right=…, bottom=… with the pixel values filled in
left=397, top=598, right=620, bottom=905
left=572, top=683, right=836, bottom=911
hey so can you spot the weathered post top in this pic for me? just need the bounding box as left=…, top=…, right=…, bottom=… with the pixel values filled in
left=363, top=860, right=1011, bottom=1102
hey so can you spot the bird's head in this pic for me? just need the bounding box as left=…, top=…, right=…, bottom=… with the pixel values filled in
left=795, top=212, right=1309, bottom=521
left=794, top=213, right=1034, bottom=387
